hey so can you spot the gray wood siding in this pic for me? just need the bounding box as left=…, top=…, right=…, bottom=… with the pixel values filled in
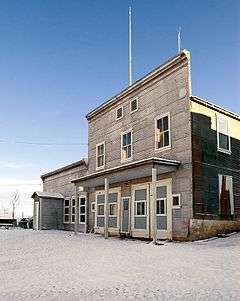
left=88, top=61, right=192, bottom=173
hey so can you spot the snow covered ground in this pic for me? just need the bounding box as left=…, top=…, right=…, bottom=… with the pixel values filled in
left=0, top=230, right=239, bottom=301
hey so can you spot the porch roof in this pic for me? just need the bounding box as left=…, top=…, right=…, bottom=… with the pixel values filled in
left=71, top=157, right=180, bottom=188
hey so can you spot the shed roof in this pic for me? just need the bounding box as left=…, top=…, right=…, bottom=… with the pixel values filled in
left=31, top=191, right=64, bottom=199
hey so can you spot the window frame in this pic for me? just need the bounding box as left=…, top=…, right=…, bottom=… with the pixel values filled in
left=116, top=106, right=123, bottom=120
left=216, top=114, right=231, bottom=155
left=96, top=141, right=105, bottom=170
left=79, top=196, right=86, bottom=224
left=172, top=194, right=181, bottom=209
left=218, top=174, right=234, bottom=215
left=121, top=128, right=133, bottom=162
left=156, top=197, right=167, bottom=216
left=70, top=198, right=76, bottom=224
left=134, top=200, right=147, bottom=217
left=109, top=202, right=117, bottom=217
left=63, top=198, right=70, bottom=224
left=154, top=112, right=171, bottom=152
left=130, top=97, right=138, bottom=114
left=97, top=203, right=105, bottom=217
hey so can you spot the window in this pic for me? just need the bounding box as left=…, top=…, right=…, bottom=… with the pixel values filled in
left=97, top=204, right=105, bottom=216
left=79, top=197, right=86, bottom=224
left=71, top=198, right=76, bottom=223
left=64, top=199, right=70, bottom=223
left=96, top=142, right=105, bottom=169
left=121, top=129, right=132, bottom=161
left=130, top=98, right=138, bottom=113
left=155, top=113, right=171, bottom=150
left=135, top=201, right=146, bottom=216
left=91, top=202, right=96, bottom=212
left=116, top=106, right=123, bottom=120
left=156, top=198, right=166, bottom=215
left=172, top=194, right=181, bottom=208
left=109, top=203, right=117, bottom=216
left=216, top=115, right=231, bottom=154
left=219, top=175, right=234, bottom=217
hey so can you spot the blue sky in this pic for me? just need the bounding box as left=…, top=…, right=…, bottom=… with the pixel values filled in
left=0, top=0, right=239, bottom=215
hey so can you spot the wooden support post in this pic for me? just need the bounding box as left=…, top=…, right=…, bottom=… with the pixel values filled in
left=152, top=168, right=157, bottom=244
left=104, top=178, right=109, bottom=239
left=74, top=185, right=79, bottom=235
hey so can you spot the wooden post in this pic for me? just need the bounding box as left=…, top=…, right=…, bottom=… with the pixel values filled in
left=152, top=168, right=157, bottom=244
left=104, top=178, right=109, bottom=239
left=74, top=185, right=79, bottom=235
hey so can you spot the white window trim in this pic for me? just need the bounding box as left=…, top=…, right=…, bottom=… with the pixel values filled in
left=79, top=196, right=86, bottom=224
left=97, top=203, right=105, bottom=217
left=96, top=141, right=105, bottom=170
left=109, top=202, right=118, bottom=217
left=156, top=197, right=167, bottom=216
left=134, top=200, right=147, bottom=217
left=116, top=106, right=123, bottom=120
left=70, top=198, right=76, bottom=224
left=172, top=194, right=181, bottom=209
left=154, top=112, right=171, bottom=152
left=130, top=97, right=139, bottom=114
left=63, top=198, right=70, bottom=224
left=91, top=202, right=96, bottom=213
left=121, top=128, right=133, bottom=162
left=216, top=114, right=231, bottom=155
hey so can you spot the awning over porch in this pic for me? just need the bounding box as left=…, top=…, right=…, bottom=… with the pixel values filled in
left=71, top=157, right=180, bottom=188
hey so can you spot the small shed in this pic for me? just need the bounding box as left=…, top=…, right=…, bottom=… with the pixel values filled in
left=31, top=191, right=64, bottom=230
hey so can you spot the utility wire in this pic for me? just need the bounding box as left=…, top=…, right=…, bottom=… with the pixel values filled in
left=0, top=139, right=87, bottom=146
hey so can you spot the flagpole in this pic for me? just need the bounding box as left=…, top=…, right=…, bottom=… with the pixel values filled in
left=178, top=27, right=181, bottom=54
left=129, top=6, right=132, bottom=86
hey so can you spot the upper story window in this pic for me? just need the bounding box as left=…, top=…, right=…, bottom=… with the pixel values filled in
left=216, top=115, right=231, bottom=154
left=155, top=113, right=171, bottom=150
left=116, top=106, right=123, bottom=120
left=121, top=129, right=132, bottom=161
left=96, top=142, right=105, bottom=170
left=130, top=97, right=138, bottom=113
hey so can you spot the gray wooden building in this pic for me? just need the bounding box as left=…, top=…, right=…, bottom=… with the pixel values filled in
left=32, top=50, right=240, bottom=240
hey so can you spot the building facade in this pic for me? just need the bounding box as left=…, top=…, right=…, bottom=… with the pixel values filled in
left=32, top=50, right=240, bottom=240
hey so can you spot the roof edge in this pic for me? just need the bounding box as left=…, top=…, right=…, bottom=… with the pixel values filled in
left=31, top=191, right=64, bottom=199
left=41, top=159, right=88, bottom=180
left=72, top=157, right=181, bottom=184
left=191, top=96, right=240, bottom=120
left=86, top=49, right=190, bottom=120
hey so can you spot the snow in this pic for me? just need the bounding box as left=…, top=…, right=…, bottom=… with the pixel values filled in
left=0, top=229, right=239, bottom=300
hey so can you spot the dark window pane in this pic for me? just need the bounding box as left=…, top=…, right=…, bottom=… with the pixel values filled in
left=219, top=133, right=229, bottom=150
left=72, top=207, right=75, bottom=214
left=163, top=116, right=169, bottom=131
left=157, top=119, right=163, bottom=131
left=124, top=201, right=129, bottom=210
left=123, top=134, right=127, bottom=146
left=65, top=199, right=69, bottom=207
left=64, top=215, right=69, bottom=222
left=80, top=198, right=86, bottom=206
left=126, top=132, right=131, bottom=145
left=117, top=107, right=123, bottom=118
left=131, top=99, right=138, bottom=111
left=164, top=131, right=169, bottom=147
left=80, top=215, right=85, bottom=223
left=65, top=208, right=69, bottom=214
left=72, top=199, right=75, bottom=207
left=80, top=206, right=85, bottom=214
left=72, top=215, right=75, bottom=223
left=173, top=196, right=179, bottom=206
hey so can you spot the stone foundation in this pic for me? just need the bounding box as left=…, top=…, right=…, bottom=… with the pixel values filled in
left=189, top=218, right=240, bottom=241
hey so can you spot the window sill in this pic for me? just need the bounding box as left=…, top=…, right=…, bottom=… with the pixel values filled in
left=96, top=165, right=105, bottom=171
left=154, top=145, right=171, bottom=153
left=217, top=147, right=231, bottom=155
left=156, top=214, right=167, bottom=217
left=135, top=215, right=147, bottom=218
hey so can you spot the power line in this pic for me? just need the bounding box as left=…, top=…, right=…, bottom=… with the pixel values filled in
left=0, top=139, right=87, bottom=146
left=0, top=183, right=42, bottom=187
